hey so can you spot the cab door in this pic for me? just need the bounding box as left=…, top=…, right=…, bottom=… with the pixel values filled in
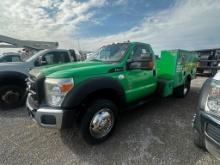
left=125, top=44, right=157, bottom=102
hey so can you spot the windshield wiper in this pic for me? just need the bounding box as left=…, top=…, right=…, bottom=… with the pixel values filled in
left=90, top=59, right=103, bottom=62
left=89, top=59, right=119, bottom=63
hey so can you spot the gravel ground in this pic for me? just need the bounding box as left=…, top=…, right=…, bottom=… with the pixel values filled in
left=0, top=76, right=219, bottom=165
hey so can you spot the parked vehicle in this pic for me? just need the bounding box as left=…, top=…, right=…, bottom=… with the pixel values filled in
left=0, top=49, right=78, bottom=109
left=26, top=42, right=198, bottom=144
left=196, top=48, right=220, bottom=76
left=193, top=71, right=220, bottom=159
left=0, top=53, right=22, bottom=63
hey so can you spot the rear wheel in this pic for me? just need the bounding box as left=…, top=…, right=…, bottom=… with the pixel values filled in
left=211, top=69, right=217, bottom=77
left=174, top=78, right=191, bottom=98
left=197, top=69, right=203, bottom=74
left=0, top=85, right=25, bottom=109
left=80, top=99, right=117, bottom=144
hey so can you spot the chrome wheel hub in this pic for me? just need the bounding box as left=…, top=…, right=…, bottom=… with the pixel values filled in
left=184, top=87, right=188, bottom=95
left=184, top=82, right=189, bottom=95
left=89, top=108, right=114, bottom=138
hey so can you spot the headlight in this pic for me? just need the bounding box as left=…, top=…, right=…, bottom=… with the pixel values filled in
left=205, top=79, right=220, bottom=117
left=45, top=78, right=74, bottom=107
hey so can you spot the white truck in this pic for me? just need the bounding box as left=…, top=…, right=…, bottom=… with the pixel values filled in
left=0, top=49, right=78, bottom=109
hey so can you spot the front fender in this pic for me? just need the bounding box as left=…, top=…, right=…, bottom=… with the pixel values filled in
left=193, top=78, right=212, bottom=132
left=197, top=78, right=212, bottom=111
left=61, top=77, right=126, bottom=109
left=0, top=71, right=27, bottom=86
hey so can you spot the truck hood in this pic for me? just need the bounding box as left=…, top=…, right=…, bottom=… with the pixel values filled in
left=30, top=61, right=121, bottom=78
left=0, top=62, right=27, bottom=73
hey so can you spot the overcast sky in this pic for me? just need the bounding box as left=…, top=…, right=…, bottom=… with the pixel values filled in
left=0, top=0, right=220, bottom=54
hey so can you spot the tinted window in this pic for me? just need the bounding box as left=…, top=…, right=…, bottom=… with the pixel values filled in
left=11, top=56, right=21, bottom=62
left=42, top=51, right=70, bottom=65
left=131, top=44, right=152, bottom=60
left=2, top=56, right=11, bottom=62
left=129, top=44, right=153, bottom=69
left=57, top=52, right=70, bottom=63
left=43, top=53, right=54, bottom=65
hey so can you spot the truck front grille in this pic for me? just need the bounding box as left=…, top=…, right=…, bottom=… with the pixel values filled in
left=27, top=76, right=45, bottom=107
left=206, top=123, right=220, bottom=144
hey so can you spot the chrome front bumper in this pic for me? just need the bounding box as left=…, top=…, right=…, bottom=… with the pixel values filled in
left=205, top=139, right=220, bottom=160
left=194, top=111, right=220, bottom=160
left=26, top=97, right=64, bottom=129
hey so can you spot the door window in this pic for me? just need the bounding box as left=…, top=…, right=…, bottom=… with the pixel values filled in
left=42, top=51, right=70, bottom=65
left=2, top=56, right=11, bottom=62
left=11, top=56, right=21, bottom=62
left=43, top=53, right=54, bottom=65
left=131, top=45, right=152, bottom=60
left=130, top=44, right=153, bottom=69
left=55, top=52, right=70, bottom=63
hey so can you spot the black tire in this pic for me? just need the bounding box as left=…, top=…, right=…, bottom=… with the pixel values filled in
left=174, top=78, right=191, bottom=98
left=197, top=69, right=203, bottom=74
left=80, top=99, right=118, bottom=144
left=0, top=85, right=25, bottom=109
left=193, top=128, right=206, bottom=150
left=211, top=69, right=217, bottom=77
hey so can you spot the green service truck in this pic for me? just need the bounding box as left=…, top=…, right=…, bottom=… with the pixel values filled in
left=26, top=42, right=198, bottom=144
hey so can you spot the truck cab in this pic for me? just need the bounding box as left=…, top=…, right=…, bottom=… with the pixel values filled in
left=26, top=42, right=197, bottom=144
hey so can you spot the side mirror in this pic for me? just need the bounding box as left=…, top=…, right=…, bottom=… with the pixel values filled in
left=127, top=58, right=154, bottom=70
left=34, top=56, right=47, bottom=66
left=155, top=55, right=160, bottom=60
left=40, top=58, right=47, bottom=65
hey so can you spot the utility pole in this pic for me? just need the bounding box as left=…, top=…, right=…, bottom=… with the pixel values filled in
left=77, top=38, right=81, bottom=50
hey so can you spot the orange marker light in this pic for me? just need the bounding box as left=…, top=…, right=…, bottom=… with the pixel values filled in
left=61, top=83, right=73, bottom=93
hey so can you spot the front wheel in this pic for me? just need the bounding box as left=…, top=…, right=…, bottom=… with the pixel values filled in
left=0, top=85, right=25, bottom=109
left=174, top=79, right=191, bottom=98
left=80, top=99, right=117, bottom=144
left=193, top=128, right=206, bottom=150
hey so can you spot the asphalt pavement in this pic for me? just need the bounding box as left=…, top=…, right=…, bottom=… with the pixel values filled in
left=0, top=76, right=219, bottom=165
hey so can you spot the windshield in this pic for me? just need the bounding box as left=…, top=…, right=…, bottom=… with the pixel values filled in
left=87, top=43, right=130, bottom=62
left=25, top=50, right=47, bottom=62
